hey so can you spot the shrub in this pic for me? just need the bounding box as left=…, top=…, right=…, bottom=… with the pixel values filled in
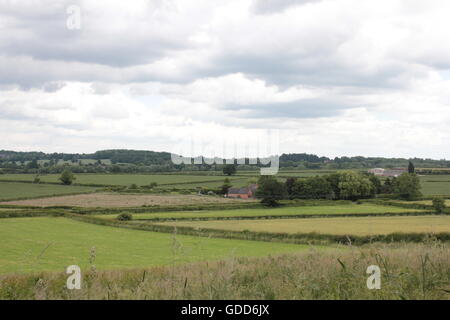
left=432, top=198, right=446, bottom=213
left=59, top=169, right=76, bottom=185
left=117, top=213, right=133, bottom=221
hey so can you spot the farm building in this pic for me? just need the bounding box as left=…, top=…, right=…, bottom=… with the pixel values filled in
left=368, top=168, right=407, bottom=177
left=227, top=184, right=258, bottom=199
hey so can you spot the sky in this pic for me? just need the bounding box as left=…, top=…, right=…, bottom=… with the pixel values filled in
left=0, top=0, right=449, bottom=159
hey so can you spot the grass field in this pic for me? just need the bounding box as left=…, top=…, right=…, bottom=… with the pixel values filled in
left=2, top=193, right=253, bottom=208
left=0, top=217, right=314, bottom=274
left=159, top=178, right=250, bottom=190
left=0, top=174, right=244, bottom=186
left=393, top=199, right=450, bottom=206
left=2, top=244, right=448, bottom=300
left=94, top=204, right=428, bottom=220
left=157, top=215, right=450, bottom=236
left=419, top=175, right=450, bottom=196
left=0, top=182, right=97, bottom=201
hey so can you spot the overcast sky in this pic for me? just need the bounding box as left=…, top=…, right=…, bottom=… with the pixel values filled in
left=0, top=0, right=449, bottom=159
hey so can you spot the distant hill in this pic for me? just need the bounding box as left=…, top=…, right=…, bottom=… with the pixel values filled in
left=0, top=149, right=449, bottom=171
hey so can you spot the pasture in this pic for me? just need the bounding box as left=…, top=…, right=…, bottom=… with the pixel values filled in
left=157, top=215, right=450, bottom=236
left=0, top=217, right=312, bottom=274
left=2, top=244, right=448, bottom=300
left=2, top=193, right=251, bottom=208
left=419, top=175, right=450, bottom=196
left=0, top=173, right=242, bottom=186
left=0, top=182, right=97, bottom=201
left=95, top=204, right=428, bottom=220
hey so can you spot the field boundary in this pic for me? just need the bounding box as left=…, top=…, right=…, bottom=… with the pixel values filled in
left=129, top=210, right=436, bottom=222
left=66, top=213, right=450, bottom=245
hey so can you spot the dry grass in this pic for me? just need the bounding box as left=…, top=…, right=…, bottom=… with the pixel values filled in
left=2, top=193, right=252, bottom=208
left=156, top=215, right=450, bottom=236
left=1, top=243, right=448, bottom=300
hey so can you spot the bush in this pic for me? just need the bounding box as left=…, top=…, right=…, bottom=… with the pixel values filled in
left=59, top=169, right=76, bottom=185
left=117, top=213, right=133, bottom=221
left=432, top=198, right=446, bottom=213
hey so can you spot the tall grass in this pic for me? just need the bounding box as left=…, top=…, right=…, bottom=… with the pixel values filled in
left=1, top=243, right=449, bottom=300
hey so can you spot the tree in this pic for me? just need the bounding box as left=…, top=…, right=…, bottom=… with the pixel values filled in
left=393, top=173, right=422, bottom=200
left=432, top=198, right=446, bottom=213
left=381, top=177, right=395, bottom=194
left=285, top=177, right=297, bottom=199
left=223, top=164, right=237, bottom=176
left=337, top=171, right=375, bottom=201
left=408, top=161, right=415, bottom=174
left=59, top=169, right=76, bottom=185
left=220, top=178, right=232, bottom=195
left=255, top=176, right=287, bottom=207
left=366, top=173, right=382, bottom=194
left=27, top=159, right=39, bottom=169
left=291, top=176, right=332, bottom=199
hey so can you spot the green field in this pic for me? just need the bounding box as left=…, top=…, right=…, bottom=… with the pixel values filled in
left=0, top=217, right=313, bottom=274
left=160, top=178, right=250, bottom=190
left=0, top=182, right=97, bottom=201
left=419, top=175, right=450, bottom=196
left=158, top=215, right=450, bottom=236
left=95, top=204, right=428, bottom=220
left=0, top=174, right=243, bottom=186
left=393, top=199, right=450, bottom=206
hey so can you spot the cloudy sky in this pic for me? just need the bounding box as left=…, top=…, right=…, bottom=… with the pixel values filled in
left=0, top=0, right=449, bottom=159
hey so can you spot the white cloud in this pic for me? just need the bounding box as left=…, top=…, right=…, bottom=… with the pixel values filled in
left=0, top=0, right=449, bottom=158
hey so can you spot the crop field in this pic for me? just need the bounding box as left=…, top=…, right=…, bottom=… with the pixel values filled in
left=95, top=204, right=428, bottom=220
left=0, top=217, right=313, bottom=274
left=0, top=182, right=97, bottom=201
left=393, top=199, right=450, bottom=206
left=0, top=174, right=243, bottom=186
left=157, top=215, right=450, bottom=236
left=159, top=178, right=250, bottom=190
left=419, top=175, right=450, bottom=196
left=2, top=193, right=252, bottom=208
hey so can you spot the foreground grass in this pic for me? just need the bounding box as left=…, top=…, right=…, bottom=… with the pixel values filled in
left=1, top=243, right=448, bottom=300
left=0, top=182, right=97, bottom=201
left=157, top=215, right=450, bottom=236
left=95, top=204, right=428, bottom=220
left=0, top=217, right=313, bottom=274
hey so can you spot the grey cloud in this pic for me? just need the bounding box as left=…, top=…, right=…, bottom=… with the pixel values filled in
left=0, top=1, right=191, bottom=68
left=251, top=0, right=324, bottom=14
left=224, top=98, right=352, bottom=119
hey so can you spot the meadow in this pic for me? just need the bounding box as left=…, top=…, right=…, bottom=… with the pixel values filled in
left=0, top=217, right=313, bottom=274
left=1, top=243, right=448, bottom=300
left=0, top=182, right=97, bottom=201
left=2, top=193, right=250, bottom=208
left=94, top=204, right=428, bottom=221
left=419, top=175, right=450, bottom=196
left=0, top=170, right=449, bottom=300
left=157, top=215, right=450, bottom=236
left=0, top=173, right=242, bottom=186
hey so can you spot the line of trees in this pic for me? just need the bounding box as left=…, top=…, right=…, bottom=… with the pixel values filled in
left=256, top=171, right=422, bottom=206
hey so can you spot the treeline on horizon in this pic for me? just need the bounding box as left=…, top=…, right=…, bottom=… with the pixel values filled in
left=0, top=149, right=449, bottom=174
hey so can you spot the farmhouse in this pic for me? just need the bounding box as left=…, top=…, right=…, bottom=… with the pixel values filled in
left=227, top=184, right=258, bottom=199
left=368, top=168, right=407, bottom=177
